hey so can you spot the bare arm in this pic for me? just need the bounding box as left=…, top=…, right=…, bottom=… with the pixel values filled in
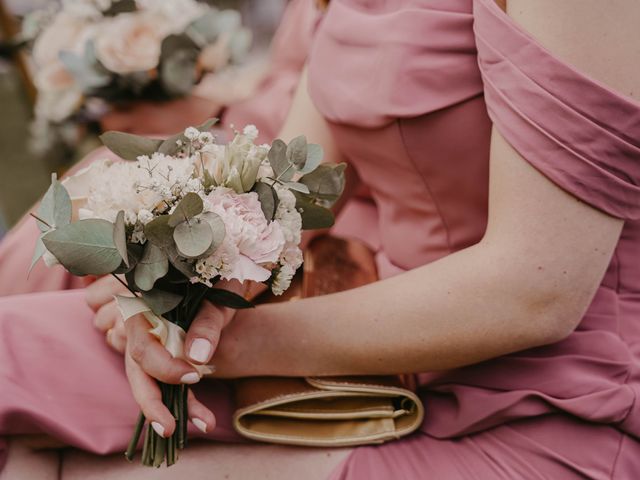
left=210, top=0, right=636, bottom=377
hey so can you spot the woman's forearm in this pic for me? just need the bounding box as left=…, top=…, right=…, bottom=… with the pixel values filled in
left=216, top=239, right=591, bottom=378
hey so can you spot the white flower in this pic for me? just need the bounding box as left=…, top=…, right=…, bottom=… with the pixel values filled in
left=243, top=124, right=259, bottom=141
left=198, top=132, right=214, bottom=144
left=61, top=0, right=112, bottom=18
left=135, top=0, right=206, bottom=33
left=94, top=13, right=164, bottom=74
left=184, top=127, right=200, bottom=141
left=34, top=62, right=83, bottom=122
left=32, top=12, right=95, bottom=67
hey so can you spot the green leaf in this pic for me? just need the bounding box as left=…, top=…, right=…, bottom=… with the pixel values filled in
left=29, top=233, right=46, bottom=274
left=299, top=163, right=347, bottom=207
left=160, top=34, right=198, bottom=61
left=38, top=173, right=72, bottom=232
left=293, top=192, right=335, bottom=230
left=253, top=182, right=279, bottom=221
left=200, top=212, right=226, bottom=252
left=158, top=118, right=219, bottom=156
left=113, top=210, right=129, bottom=267
left=299, top=143, right=323, bottom=175
left=160, top=49, right=198, bottom=97
left=214, top=9, right=242, bottom=34
left=168, top=193, right=204, bottom=227
left=134, top=243, right=169, bottom=291
left=282, top=181, right=310, bottom=194
left=99, top=131, right=163, bottom=161
left=228, top=28, right=252, bottom=63
left=167, top=246, right=197, bottom=279
left=41, top=219, right=123, bottom=275
left=286, top=135, right=307, bottom=168
left=186, top=10, right=221, bottom=44
left=144, top=215, right=174, bottom=248
left=173, top=219, right=214, bottom=258
left=141, top=289, right=183, bottom=316
left=205, top=288, right=254, bottom=309
left=113, top=243, right=143, bottom=274
left=268, top=139, right=292, bottom=181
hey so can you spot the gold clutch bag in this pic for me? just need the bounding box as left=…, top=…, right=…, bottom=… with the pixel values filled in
left=232, top=236, right=424, bottom=447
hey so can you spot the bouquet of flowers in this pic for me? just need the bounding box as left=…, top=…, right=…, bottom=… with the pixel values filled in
left=31, top=119, right=346, bottom=466
left=24, top=0, right=251, bottom=152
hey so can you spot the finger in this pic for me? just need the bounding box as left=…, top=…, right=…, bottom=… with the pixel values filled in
left=187, top=389, right=216, bottom=434
left=106, top=323, right=126, bottom=354
left=85, top=275, right=128, bottom=312
left=93, top=300, right=120, bottom=333
left=185, top=301, right=225, bottom=365
left=125, top=351, right=175, bottom=437
left=127, top=315, right=201, bottom=385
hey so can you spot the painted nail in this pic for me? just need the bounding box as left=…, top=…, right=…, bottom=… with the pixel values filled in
left=151, top=421, right=165, bottom=437
left=189, top=338, right=212, bottom=363
left=192, top=418, right=208, bottom=433
left=180, top=372, right=201, bottom=384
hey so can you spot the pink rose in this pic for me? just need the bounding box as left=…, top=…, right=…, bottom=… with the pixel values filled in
left=206, top=188, right=285, bottom=283
left=94, top=13, right=164, bottom=74
left=34, top=62, right=83, bottom=122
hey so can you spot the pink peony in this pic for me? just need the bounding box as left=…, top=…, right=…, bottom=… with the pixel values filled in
left=205, top=188, right=285, bottom=283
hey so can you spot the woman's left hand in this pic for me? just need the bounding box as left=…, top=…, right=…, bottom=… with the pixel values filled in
left=123, top=295, right=236, bottom=437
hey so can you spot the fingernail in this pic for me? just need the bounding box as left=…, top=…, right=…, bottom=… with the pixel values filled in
left=189, top=338, right=212, bottom=363
left=151, top=421, right=165, bottom=437
left=192, top=418, right=208, bottom=433
left=180, top=372, right=201, bottom=384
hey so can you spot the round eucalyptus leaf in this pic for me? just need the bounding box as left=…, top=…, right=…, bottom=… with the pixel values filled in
left=174, top=219, right=214, bottom=258
left=134, top=243, right=169, bottom=291
left=200, top=212, right=226, bottom=251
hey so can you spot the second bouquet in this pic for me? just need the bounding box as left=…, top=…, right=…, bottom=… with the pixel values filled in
left=31, top=120, right=346, bottom=467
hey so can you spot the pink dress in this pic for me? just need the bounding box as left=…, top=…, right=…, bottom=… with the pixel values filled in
left=1, top=0, right=640, bottom=478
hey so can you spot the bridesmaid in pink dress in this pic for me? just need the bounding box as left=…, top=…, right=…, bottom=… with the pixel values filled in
left=2, top=0, right=640, bottom=478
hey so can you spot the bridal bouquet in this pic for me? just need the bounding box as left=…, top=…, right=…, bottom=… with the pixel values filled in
left=24, top=0, right=251, bottom=152
left=31, top=119, right=345, bottom=466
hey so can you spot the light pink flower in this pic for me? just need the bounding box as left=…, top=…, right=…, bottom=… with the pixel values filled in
left=33, top=13, right=93, bottom=67
left=94, top=13, right=164, bottom=74
left=206, top=188, right=285, bottom=282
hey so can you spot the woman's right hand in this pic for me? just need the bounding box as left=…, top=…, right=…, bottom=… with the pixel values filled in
left=85, top=275, right=130, bottom=353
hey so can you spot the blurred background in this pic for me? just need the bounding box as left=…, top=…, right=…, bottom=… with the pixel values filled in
left=0, top=0, right=287, bottom=237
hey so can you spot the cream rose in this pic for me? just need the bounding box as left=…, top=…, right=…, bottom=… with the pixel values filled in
left=34, top=62, right=83, bottom=122
left=32, top=13, right=94, bottom=67
left=94, top=13, right=164, bottom=74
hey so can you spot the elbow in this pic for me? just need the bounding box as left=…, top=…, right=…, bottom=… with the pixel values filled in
left=521, top=292, right=588, bottom=347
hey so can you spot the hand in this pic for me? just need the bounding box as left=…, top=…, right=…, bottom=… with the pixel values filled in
left=124, top=295, right=236, bottom=437
left=85, top=275, right=130, bottom=353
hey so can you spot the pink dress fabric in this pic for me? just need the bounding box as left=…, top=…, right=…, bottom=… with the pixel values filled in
left=2, top=1, right=640, bottom=479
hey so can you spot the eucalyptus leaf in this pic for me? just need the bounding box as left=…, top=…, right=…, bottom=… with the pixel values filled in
left=113, top=210, right=129, bottom=267
left=299, top=163, right=347, bottom=206
left=144, top=215, right=174, bottom=248
left=200, top=212, right=226, bottom=252
left=286, top=135, right=307, bottom=168
left=293, top=192, right=336, bottom=230
left=205, top=288, right=254, bottom=309
left=158, top=118, right=219, bottom=155
left=168, top=192, right=204, bottom=227
left=282, top=181, right=310, bottom=194
left=268, top=139, right=292, bottom=181
left=167, top=246, right=197, bottom=278
left=141, top=289, right=183, bottom=316
left=99, top=131, right=163, bottom=161
left=113, top=243, right=143, bottom=274
left=29, top=233, right=46, bottom=274
left=41, top=219, right=122, bottom=275
left=161, top=49, right=198, bottom=97
left=160, top=34, right=198, bottom=61
left=253, top=182, right=279, bottom=221
left=134, top=243, right=169, bottom=291
left=298, top=143, right=324, bottom=175
left=186, top=10, right=221, bottom=44
left=38, top=173, right=71, bottom=232
left=173, top=219, right=214, bottom=258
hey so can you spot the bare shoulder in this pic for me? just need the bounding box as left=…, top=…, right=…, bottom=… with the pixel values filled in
left=504, top=0, right=640, bottom=101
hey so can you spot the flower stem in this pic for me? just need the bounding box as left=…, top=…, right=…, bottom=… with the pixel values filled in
left=124, top=411, right=146, bottom=461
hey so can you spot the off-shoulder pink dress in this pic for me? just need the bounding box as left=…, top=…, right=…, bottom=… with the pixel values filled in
left=2, top=0, right=640, bottom=477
